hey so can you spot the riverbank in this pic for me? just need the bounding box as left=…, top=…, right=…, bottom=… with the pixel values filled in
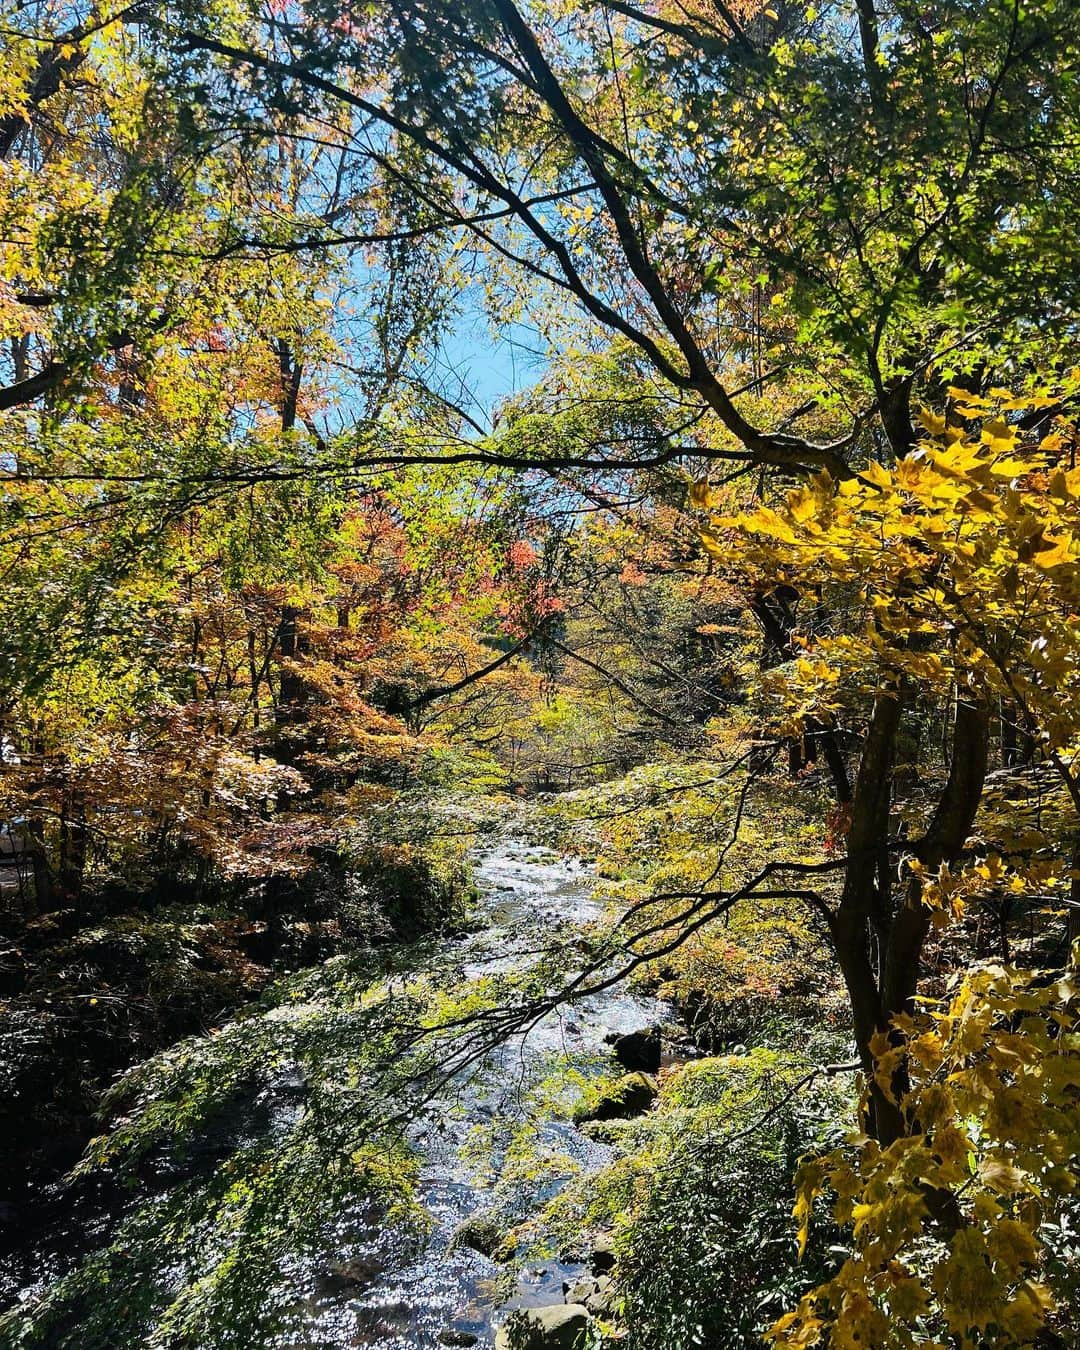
left=0, top=809, right=480, bottom=1264
left=0, top=836, right=676, bottom=1347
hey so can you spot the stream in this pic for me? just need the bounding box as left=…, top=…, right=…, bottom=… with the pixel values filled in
left=2, top=841, right=670, bottom=1349
left=276, top=841, right=670, bottom=1349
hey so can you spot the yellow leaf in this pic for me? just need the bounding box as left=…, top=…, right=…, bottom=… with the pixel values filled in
left=987, top=457, right=1030, bottom=478
left=789, top=489, right=818, bottom=523
left=918, top=407, right=948, bottom=436
left=977, top=1157, right=1029, bottom=1193
left=744, top=505, right=798, bottom=544
left=981, top=419, right=1016, bottom=454
left=888, top=1273, right=930, bottom=1320
left=1032, top=532, right=1072, bottom=569
left=987, top=1218, right=1040, bottom=1277
left=860, top=461, right=892, bottom=490
left=947, top=387, right=990, bottom=408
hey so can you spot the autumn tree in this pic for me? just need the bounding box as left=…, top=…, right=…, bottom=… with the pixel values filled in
left=3, top=3, right=1080, bottom=1343
left=0, top=2, right=550, bottom=898
left=703, top=389, right=1080, bottom=1344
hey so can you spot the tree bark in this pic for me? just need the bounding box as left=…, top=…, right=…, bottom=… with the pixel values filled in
left=829, top=686, right=902, bottom=1139
left=58, top=788, right=87, bottom=903
left=881, top=695, right=989, bottom=1019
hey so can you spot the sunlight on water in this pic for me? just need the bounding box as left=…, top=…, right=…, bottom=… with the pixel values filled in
left=262, top=844, right=667, bottom=1348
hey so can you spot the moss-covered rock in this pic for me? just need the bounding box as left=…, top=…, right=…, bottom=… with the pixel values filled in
left=450, top=1207, right=511, bottom=1260
left=494, top=1304, right=588, bottom=1350
left=573, top=1072, right=658, bottom=1123
left=606, top=1026, right=662, bottom=1073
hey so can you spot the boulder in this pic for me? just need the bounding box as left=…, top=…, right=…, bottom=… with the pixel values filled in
left=574, top=1072, right=657, bottom=1123
left=562, top=1277, right=597, bottom=1305
left=450, top=1208, right=507, bottom=1260
left=495, top=1304, right=589, bottom=1350
left=588, top=1233, right=616, bottom=1275
left=606, top=1026, right=661, bottom=1073
left=316, top=1252, right=384, bottom=1293
left=438, top=1331, right=479, bottom=1347
left=586, top=1275, right=613, bottom=1315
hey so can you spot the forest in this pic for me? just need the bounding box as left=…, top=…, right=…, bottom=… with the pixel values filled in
left=0, top=1, right=1079, bottom=1346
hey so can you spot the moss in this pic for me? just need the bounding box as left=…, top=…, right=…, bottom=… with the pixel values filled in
left=0, top=796, right=485, bottom=1208
left=573, top=1073, right=658, bottom=1124
left=450, top=1206, right=512, bottom=1260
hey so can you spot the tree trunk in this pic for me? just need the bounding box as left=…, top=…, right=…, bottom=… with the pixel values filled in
left=829, top=685, right=903, bottom=1142
left=882, top=696, right=989, bottom=1019
left=829, top=690, right=989, bottom=1146
left=27, top=817, right=53, bottom=912
left=277, top=604, right=308, bottom=717
left=58, top=788, right=87, bottom=903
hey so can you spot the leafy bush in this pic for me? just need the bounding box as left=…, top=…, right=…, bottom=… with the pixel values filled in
left=342, top=840, right=476, bottom=941
left=614, top=1119, right=843, bottom=1348
left=608, top=1054, right=850, bottom=1347
left=505, top=1049, right=850, bottom=1350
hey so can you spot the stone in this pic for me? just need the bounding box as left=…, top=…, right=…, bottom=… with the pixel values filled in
left=588, top=1234, right=616, bottom=1275
left=606, top=1026, right=662, bottom=1073
left=450, top=1208, right=507, bottom=1260
left=316, top=1252, right=384, bottom=1293
left=574, top=1072, right=657, bottom=1123
left=438, top=1331, right=479, bottom=1347
left=494, top=1304, right=589, bottom=1350
left=586, top=1275, right=612, bottom=1314
left=562, top=1278, right=597, bottom=1305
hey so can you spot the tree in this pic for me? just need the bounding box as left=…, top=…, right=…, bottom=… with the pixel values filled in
left=165, top=0, right=1079, bottom=480
left=700, top=387, right=1080, bottom=1343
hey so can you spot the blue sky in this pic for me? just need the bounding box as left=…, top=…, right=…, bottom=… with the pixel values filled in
left=435, top=315, right=549, bottom=427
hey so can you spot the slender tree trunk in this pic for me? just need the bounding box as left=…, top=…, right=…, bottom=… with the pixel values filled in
left=28, top=817, right=53, bottom=912
left=58, top=787, right=87, bottom=903
left=830, top=690, right=989, bottom=1146
left=878, top=373, right=915, bottom=459
left=277, top=604, right=306, bottom=718
left=882, top=697, right=989, bottom=1018
left=829, top=686, right=903, bottom=1141
left=274, top=338, right=310, bottom=748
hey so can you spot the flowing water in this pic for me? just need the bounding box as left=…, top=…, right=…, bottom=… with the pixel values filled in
left=274, top=842, right=669, bottom=1349
left=2, top=841, right=670, bottom=1349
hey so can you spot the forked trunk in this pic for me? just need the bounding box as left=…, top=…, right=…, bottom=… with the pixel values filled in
left=830, top=689, right=989, bottom=1145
